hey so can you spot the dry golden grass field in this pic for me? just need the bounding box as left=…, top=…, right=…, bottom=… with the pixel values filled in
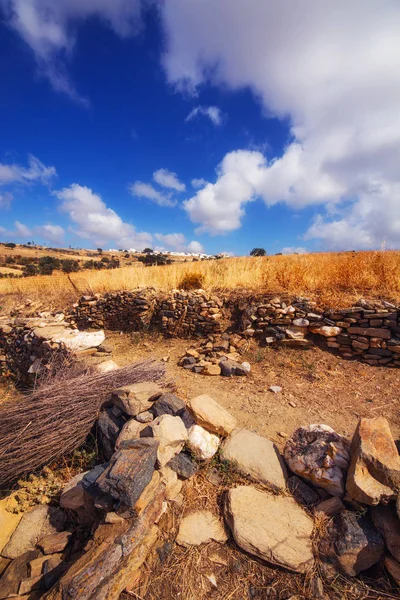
left=1, top=249, right=400, bottom=311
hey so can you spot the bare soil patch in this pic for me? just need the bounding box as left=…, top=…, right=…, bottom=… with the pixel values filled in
left=110, top=332, right=400, bottom=449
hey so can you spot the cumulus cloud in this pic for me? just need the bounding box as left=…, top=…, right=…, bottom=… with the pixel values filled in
left=129, top=181, right=177, bottom=208
left=0, top=192, right=13, bottom=209
left=153, top=168, right=185, bottom=191
left=55, top=183, right=152, bottom=248
left=281, top=246, right=308, bottom=255
left=1, top=0, right=142, bottom=102
left=0, top=155, right=56, bottom=186
left=185, top=106, right=222, bottom=126
left=154, top=232, right=204, bottom=253
left=160, top=0, right=400, bottom=249
left=191, top=178, right=208, bottom=189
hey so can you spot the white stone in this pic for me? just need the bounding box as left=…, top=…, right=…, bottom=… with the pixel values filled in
left=187, top=425, right=220, bottom=460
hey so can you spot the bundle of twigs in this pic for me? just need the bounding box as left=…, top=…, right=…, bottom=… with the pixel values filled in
left=0, top=360, right=165, bottom=488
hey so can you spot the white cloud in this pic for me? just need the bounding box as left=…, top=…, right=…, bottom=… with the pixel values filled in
left=154, top=232, right=204, bottom=253
left=1, top=0, right=142, bottom=102
left=0, top=220, right=65, bottom=244
left=185, top=106, right=222, bottom=126
left=191, top=178, right=208, bottom=189
left=281, top=247, right=308, bottom=255
left=153, top=168, right=185, bottom=191
left=129, top=181, right=177, bottom=208
left=0, top=192, right=13, bottom=209
left=0, top=155, right=56, bottom=186
left=34, top=224, right=65, bottom=244
left=55, top=183, right=152, bottom=248
left=186, top=240, right=204, bottom=253
left=160, top=0, right=400, bottom=249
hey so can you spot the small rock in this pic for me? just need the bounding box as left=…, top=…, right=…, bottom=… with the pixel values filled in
left=220, top=429, right=287, bottom=490
left=314, top=497, right=345, bottom=518
left=385, top=555, right=400, bottom=585
left=2, top=506, right=66, bottom=560
left=310, top=325, right=342, bottom=337
left=224, top=486, right=314, bottom=573
left=269, top=385, right=282, bottom=393
left=288, top=476, right=319, bottom=506
left=202, top=364, right=221, bottom=376
left=135, top=471, right=161, bottom=513
left=159, top=466, right=183, bottom=500
left=150, top=415, right=188, bottom=467
left=187, top=425, right=220, bottom=460
left=346, top=417, right=400, bottom=505
left=97, top=408, right=125, bottom=460
left=104, top=512, right=125, bottom=524
left=151, top=393, right=186, bottom=418
left=188, top=394, right=237, bottom=436
left=167, top=451, right=199, bottom=479
left=289, top=401, right=297, bottom=408
left=176, top=511, right=227, bottom=547
left=0, top=550, right=41, bottom=598
left=37, top=531, right=71, bottom=555
left=136, top=411, right=153, bottom=423
left=19, top=575, right=45, bottom=595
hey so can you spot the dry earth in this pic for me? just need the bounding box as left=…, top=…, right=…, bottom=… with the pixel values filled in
left=110, top=331, right=400, bottom=449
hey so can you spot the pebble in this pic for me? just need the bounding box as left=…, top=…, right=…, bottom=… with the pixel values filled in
left=269, top=385, right=282, bottom=393
left=289, top=401, right=297, bottom=408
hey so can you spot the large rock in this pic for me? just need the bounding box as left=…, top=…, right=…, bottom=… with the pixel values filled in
left=346, top=418, right=400, bottom=505
left=326, top=510, right=384, bottom=576
left=96, top=439, right=158, bottom=511
left=188, top=394, right=237, bottom=436
left=111, top=382, right=163, bottom=417
left=176, top=511, right=227, bottom=547
left=370, top=504, right=400, bottom=562
left=150, top=415, right=188, bottom=467
left=187, top=425, right=220, bottom=460
left=220, top=429, right=287, bottom=490
left=224, top=486, right=314, bottom=573
left=2, top=506, right=66, bottom=560
left=0, top=496, right=23, bottom=556
left=284, top=424, right=350, bottom=496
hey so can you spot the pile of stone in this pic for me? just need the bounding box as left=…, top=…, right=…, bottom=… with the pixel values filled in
left=2, top=381, right=400, bottom=597
left=178, top=333, right=251, bottom=376
left=0, top=314, right=107, bottom=384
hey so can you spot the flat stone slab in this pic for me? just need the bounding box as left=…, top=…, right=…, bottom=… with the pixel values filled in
left=220, top=429, right=287, bottom=490
left=176, top=511, right=227, bottom=547
left=224, top=486, right=314, bottom=573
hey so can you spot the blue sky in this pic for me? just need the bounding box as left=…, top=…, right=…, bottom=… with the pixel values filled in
left=1, top=1, right=400, bottom=255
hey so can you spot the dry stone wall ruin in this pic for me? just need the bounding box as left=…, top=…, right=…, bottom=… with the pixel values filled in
left=1, top=290, right=400, bottom=383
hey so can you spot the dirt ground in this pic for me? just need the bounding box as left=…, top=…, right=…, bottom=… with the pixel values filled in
left=110, top=331, right=400, bottom=449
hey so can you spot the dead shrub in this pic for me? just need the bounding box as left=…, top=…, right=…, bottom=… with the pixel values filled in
left=178, top=272, right=205, bottom=290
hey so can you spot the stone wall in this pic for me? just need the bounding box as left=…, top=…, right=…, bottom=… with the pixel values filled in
left=66, top=290, right=400, bottom=367
left=68, top=289, right=223, bottom=337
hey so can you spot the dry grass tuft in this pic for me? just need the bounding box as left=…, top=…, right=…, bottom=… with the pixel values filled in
left=0, top=359, right=165, bottom=489
left=1, top=251, right=399, bottom=311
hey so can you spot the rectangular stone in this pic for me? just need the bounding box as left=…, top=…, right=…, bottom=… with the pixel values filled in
left=347, top=327, right=391, bottom=339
